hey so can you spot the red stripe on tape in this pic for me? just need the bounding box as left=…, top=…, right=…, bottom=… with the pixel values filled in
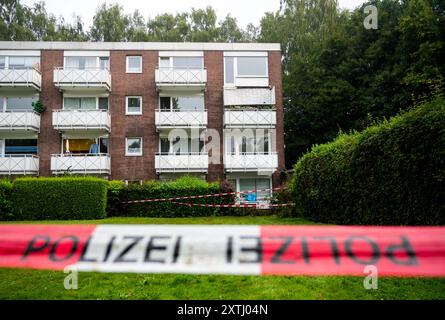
left=0, top=225, right=96, bottom=270
left=260, top=226, right=445, bottom=276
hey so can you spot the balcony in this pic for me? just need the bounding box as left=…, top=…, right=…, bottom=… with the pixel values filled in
left=225, top=153, right=278, bottom=173
left=0, top=111, right=40, bottom=132
left=52, top=110, right=111, bottom=132
left=155, top=68, right=207, bottom=92
left=224, top=87, right=276, bottom=106
left=155, top=153, right=208, bottom=173
left=155, top=110, right=207, bottom=128
left=51, top=153, right=111, bottom=175
left=0, top=155, right=39, bottom=175
left=0, top=68, right=41, bottom=91
left=224, top=109, right=276, bottom=128
left=53, top=68, right=111, bottom=91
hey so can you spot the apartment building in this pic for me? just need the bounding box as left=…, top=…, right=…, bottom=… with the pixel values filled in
left=0, top=41, right=285, bottom=201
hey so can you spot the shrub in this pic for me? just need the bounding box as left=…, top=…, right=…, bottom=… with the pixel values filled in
left=290, top=97, right=445, bottom=225
left=110, top=176, right=235, bottom=217
left=11, top=177, right=108, bottom=220
left=32, top=100, right=45, bottom=114
left=0, top=180, right=13, bottom=220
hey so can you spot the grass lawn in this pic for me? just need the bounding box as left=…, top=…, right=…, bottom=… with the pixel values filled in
left=1, top=215, right=444, bottom=300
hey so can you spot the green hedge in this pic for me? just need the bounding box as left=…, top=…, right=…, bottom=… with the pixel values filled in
left=0, top=180, right=12, bottom=220
left=11, top=177, right=108, bottom=220
left=290, top=97, right=445, bottom=225
left=108, top=176, right=235, bottom=217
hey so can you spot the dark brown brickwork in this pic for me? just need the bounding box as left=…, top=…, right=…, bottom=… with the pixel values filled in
left=38, top=50, right=63, bottom=176
left=204, top=51, right=224, bottom=182
left=269, top=51, right=286, bottom=187
left=109, top=51, right=158, bottom=181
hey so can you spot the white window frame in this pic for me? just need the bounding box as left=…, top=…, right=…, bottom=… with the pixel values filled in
left=125, top=96, right=142, bottom=115
left=126, top=56, right=142, bottom=73
left=224, top=54, right=269, bottom=86
left=125, top=137, right=143, bottom=156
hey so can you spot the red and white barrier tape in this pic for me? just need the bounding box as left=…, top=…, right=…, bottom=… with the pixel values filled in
left=1, top=225, right=445, bottom=276
left=170, top=201, right=295, bottom=208
left=122, top=187, right=285, bottom=204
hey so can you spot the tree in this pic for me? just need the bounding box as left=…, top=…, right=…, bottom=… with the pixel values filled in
left=90, top=3, right=129, bottom=41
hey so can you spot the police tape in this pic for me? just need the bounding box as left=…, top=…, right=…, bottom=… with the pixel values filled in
left=122, top=187, right=285, bottom=204
left=1, top=224, right=445, bottom=276
left=170, top=201, right=295, bottom=208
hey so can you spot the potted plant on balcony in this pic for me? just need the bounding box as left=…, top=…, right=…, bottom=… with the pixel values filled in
left=32, top=100, right=45, bottom=114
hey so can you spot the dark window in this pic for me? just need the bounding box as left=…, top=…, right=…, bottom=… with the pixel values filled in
left=160, top=97, right=171, bottom=111
left=98, top=97, right=108, bottom=110
left=5, top=139, right=37, bottom=155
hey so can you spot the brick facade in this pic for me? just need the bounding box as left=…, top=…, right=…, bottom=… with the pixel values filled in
left=204, top=51, right=224, bottom=182
left=269, top=51, right=286, bottom=187
left=109, top=51, right=158, bottom=181
left=38, top=50, right=63, bottom=176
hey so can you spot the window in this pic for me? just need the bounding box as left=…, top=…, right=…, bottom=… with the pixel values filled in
left=0, top=57, right=5, bottom=69
left=126, top=96, right=142, bottom=115
left=8, top=56, right=39, bottom=69
left=160, top=97, right=171, bottom=111
left=65, top=56, right=96, bottom=69
left=64, top=97, right=96, bottom=110
left=98, top=97, right=109, bottom=110
left=99, top=57, right=109, bottom=70
left=4, top=139, right=38, bottom=155
left=159, top=137, right=204, bottom=154
left=6, top=96, right=38, bottom=112
left=172, top=57, right=203, bottom=69
left=62, top=138, right=107, bottom=154
left=160, top=138, right=170, bottom=153
left=126, top=56, right=142, bottom=73
left=224, top=55, right=269, bottom=85
left=159, top=57, right=170, bottom=68
left=224, top=57, right=234, bottom=84
left=239, top=178, right=271, bottom=201
left=126, top=138, right=142, bottom=156
left=159, top=95, right=204, bottom=111
left=227, top=130, right=270, bottom=155
left=237, top=57, right=268, bottom=77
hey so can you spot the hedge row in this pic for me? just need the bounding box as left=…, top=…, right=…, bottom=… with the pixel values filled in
left=0, top=176, right=236, bottom=220
left=290, top=97, right=445, bottom=225
left=11, top=177, right=108, bottom=220
left=108, top=176, right=235, bottom=217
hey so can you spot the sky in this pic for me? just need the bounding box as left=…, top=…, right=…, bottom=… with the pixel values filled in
left=21, top=0, right=368, bottom=29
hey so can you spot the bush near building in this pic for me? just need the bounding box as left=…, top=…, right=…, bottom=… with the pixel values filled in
left=108, top=176, right=235, bottom=217
left=11, top=177, right=108, bottom=220
left=0, top=180, right=13, bottom=220
left=290, top=97, right=445, bottom=225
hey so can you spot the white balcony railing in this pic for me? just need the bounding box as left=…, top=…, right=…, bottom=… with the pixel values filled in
left=155, top=110, right=208, bottom=128
left=155, top=67, right=207, bottom=90
left=0, top=68, right=41, bottom=91
left=155, top=153, right=208, bottom=173
left=51, top=153, right=111, bottom=175
left=224, top=87, right=276, bottom=106
left=225, top=153, right=278, bottom=173
left=0, top=111, right=41, bottom=131
left=224, top=109, right=276, bottom=128
left=53, top=68, right=111, bottom=91
left=0, top=155, right=39, bottom=175
left=52, top=110, right=111, bottom=131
